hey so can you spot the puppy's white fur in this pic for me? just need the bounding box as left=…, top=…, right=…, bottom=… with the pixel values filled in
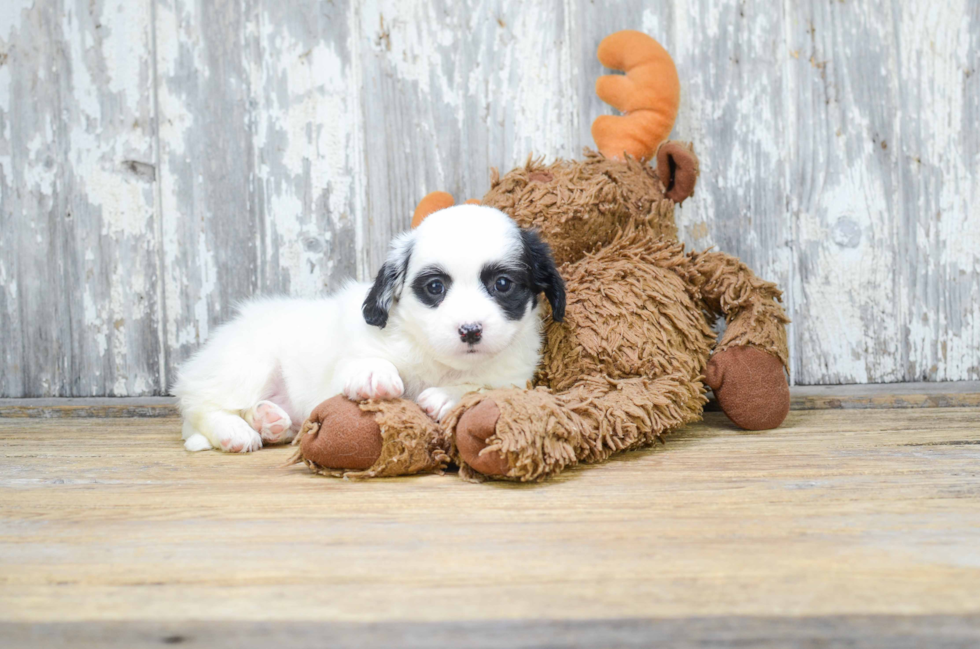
left=174, top=206, right=551, bottom=452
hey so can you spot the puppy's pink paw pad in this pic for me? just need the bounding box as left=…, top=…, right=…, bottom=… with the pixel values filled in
left=221, top=438, right=246, bottom=453
left=247, top=400, right=294, bottom=444
left=208, top=415, right=262, bottom=453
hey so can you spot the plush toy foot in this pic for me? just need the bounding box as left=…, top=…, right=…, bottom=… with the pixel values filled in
left=295, top=395, right=384, bottom=470
left=656, top=141, right=699, bottom=204
left=705, top=346, right=790, bottom=430
left=455, top=399, right=510, bottom=477
left=290, top=395, right=450, bottom=479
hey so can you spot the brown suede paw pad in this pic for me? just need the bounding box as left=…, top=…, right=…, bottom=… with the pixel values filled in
left=705, top=346, right=790, bottom=431
left=296, top=395, right=383, bottom=470
left=455, top=399, right=510, bottom=477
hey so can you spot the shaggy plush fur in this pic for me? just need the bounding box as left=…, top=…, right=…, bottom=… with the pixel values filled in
left=482, top=151, right=679, bottom=266
left=290, top=143, right=791, bottom=482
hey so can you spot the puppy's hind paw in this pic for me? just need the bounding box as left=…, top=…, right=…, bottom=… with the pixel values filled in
left=183, top=433, right=213, bottom=452
left=244, top=400, right=294, bottom=444
left=212, top=416, right=263, bottom=453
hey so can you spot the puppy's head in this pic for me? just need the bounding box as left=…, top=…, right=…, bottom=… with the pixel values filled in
left=362, top=205, right=564, bottom=368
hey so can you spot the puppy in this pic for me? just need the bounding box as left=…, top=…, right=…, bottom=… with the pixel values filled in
left=174, top=205, right=565, bottom=453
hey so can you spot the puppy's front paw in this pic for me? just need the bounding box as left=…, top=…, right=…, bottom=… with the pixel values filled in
left=342, top=360, right=405, bottom=401
left=417, top=387, right=457, bottom=422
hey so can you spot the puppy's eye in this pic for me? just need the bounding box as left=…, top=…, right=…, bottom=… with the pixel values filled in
left=494, top=276, right=513, bottom=293
left=426, top=279, right=445, bottom=296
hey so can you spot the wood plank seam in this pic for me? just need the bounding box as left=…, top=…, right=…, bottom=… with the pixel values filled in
left=0, top=382, right=977, bottom=418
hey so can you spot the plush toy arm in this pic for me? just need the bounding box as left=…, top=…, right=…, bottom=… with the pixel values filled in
left=447, top=371, right=706, bottom=482
left=683, top=250, right=791, bottom=430
left=685, top=250, right=789, bottom=367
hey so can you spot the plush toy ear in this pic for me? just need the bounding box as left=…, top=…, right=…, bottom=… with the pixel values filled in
left=656, top=141, right=699, bottom=204
left=362, top=232, right=414, bottom=328
left=520, top=229, right=566, bottom=322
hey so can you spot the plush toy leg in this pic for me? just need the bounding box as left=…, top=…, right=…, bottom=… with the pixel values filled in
left=289, top=395, right=451, bottom=479
left=447, top=373, right=706, bottom=482
left=682, top=250, right=791, bottom=430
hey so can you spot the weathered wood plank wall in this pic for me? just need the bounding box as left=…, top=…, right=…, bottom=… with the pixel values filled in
left=0, top=0, right=977, bottom=396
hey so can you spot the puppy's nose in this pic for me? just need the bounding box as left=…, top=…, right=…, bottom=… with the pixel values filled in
left=458, top=323, right=483, bottom=344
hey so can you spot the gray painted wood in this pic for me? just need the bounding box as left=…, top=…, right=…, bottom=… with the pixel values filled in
left=153, top=0, right=362, bottom=380
left=356, top=0, right=579, bottom=271
left=788, top=1, right=907, bottom=384
left=154, top=0, right=261, bottom=381
left=0, top=0, right=163, bottom=397
left=0, top=0, right=978, bottom=396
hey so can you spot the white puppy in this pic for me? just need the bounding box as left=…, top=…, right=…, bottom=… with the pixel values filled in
left=173, top=205, right=565, bottom=453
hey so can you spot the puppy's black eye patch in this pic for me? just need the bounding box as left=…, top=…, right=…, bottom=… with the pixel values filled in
left=481, top=263, right=534, bottom=321
left=411, top=266, right=452, bottom=308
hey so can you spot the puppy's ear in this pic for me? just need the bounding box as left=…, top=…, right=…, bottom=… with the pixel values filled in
left=362, top=233, right=414, bottom=328
left=520, top=229, right=566, bottom=322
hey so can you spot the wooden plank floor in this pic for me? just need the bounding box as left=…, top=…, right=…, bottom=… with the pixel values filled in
left=1, top=408, right=979, bottom=647
left=3, top=380, right=979, bottom=418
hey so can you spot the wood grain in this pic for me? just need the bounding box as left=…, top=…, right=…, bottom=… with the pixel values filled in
left=1, top=381, right=978, bottom=418
left=2, top=616, right=979, bottom=649
left=1, top=408, right=979, bottom=631
left=786, top=381, right=980, bottom=410
left=1, top=0, right=978, bottom=396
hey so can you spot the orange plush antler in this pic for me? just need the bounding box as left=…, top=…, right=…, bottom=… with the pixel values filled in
left=591, top=31, right=680, bottom=162
left=411, top=192, right=480, bottom=228
left=412, top=191, right=455, bottom=228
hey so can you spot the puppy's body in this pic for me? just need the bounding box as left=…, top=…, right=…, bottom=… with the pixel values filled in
left=174, top=206, right=564, bottom=453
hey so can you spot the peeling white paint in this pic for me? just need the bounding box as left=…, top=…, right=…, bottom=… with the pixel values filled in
left=0, top=1, right=35, bottom=41
left=895, top=0, right=980, bottom=381
left=363, top=0, right=460, bottom=105
left=251, top=13, right=359, bottom=298
left=83, top=285, right=110, bottom=359
left=0, top=0, right=163, bottom=397
left=2, top=0, right=978, bottom=396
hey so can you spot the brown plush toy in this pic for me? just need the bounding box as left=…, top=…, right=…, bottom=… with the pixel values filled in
left=291, top=31, right=790, bottom=482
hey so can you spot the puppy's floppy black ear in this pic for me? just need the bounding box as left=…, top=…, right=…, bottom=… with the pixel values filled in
left=362, top=233, right=414, bottom=328
left=520, top=229, right=566, bottom=322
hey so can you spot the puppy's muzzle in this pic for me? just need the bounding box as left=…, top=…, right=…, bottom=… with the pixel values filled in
left=458, top=323, right=483, bottom=344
